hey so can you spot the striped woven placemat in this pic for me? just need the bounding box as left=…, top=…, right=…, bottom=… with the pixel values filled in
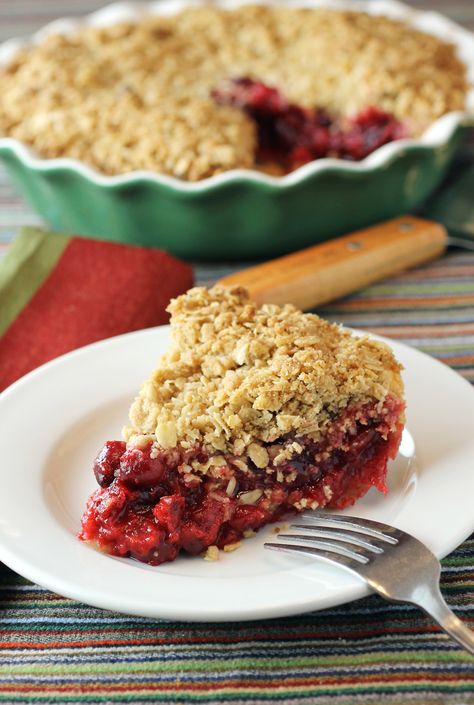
left=0, top=2, right=473, bottom=700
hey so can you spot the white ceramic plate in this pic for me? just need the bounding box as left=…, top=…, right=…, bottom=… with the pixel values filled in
left=0, top=327, right=473, bottom=622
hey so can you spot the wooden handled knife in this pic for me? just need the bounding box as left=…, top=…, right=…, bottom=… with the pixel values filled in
left=217, top=215, right=448, bottom=310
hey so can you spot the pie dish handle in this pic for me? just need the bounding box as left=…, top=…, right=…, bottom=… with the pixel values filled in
left=460, top=113, right=474, bottom=128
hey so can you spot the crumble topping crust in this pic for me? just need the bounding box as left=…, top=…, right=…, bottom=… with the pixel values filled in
left=0, top=5, right=466, bottom=179
left=124, top=286, right=404, bottom=457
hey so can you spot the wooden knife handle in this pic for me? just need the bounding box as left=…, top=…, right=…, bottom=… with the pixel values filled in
left=217, top=215, right=448, bottom=310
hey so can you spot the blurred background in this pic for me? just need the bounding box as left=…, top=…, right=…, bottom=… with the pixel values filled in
left=0, top=0, right=473, bottom=255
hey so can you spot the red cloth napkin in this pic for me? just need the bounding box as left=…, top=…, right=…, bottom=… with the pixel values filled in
left=0, top=228, right=193, bottom=391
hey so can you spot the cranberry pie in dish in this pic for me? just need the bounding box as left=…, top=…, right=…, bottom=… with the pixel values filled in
left=0, top=4, right=467, bottom=179
left=80, top=287, right=405, bottom=565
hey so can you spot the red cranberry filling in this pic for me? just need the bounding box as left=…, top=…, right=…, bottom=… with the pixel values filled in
left=80, top=397, right=404, bottom=566
left=212, top=78, right=407, bottom=170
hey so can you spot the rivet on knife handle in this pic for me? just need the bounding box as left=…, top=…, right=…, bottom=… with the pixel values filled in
left=217, top=215, right=448, bottom=310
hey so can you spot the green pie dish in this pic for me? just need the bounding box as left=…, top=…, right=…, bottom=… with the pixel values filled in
left=0, top=0, right=473, bottom=260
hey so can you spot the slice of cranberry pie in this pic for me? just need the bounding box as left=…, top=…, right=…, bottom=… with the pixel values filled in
left=80, top=287, right=405, bottom=565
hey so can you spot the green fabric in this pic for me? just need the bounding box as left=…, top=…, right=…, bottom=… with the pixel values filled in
left=0, top=227, right=69, bottom=336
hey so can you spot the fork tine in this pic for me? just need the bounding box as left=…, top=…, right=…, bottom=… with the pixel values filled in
left=265, top=524, right=474, bottom=656
left=277, top=533, right=373, bottom=560
left=298, top=511, right=402, bottom=543
left=264, top=542, right=367, bottom=570
left=285, top=527, right=384, bottom=554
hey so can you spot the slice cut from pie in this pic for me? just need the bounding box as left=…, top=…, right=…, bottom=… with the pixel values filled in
left=212, top=78, right=407, bottom=173
left=80, top=287, right=405, bottom=565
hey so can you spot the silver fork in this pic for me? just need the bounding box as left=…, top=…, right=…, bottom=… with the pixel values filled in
left=265, top=511, right=474, bottom=655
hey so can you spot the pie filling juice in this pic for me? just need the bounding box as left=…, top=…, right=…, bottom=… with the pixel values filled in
left=213, top=78, right=407, bottom=171
left=80, top=397, right=404, bottom=565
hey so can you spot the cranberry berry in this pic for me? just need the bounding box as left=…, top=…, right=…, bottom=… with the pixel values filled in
left=212, top=78, right=406, bottom=170
left=93, top=440, right=126, bottom=487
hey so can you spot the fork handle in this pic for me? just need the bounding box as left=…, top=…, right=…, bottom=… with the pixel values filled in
left=414, top=586, right=474, bottom=655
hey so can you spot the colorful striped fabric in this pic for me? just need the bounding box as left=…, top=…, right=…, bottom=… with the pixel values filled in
left=0, top=3, right=473, bottom=702
left=0, top=535, right=473, bottom=703
left=319, top=252, right=474, bottom=385
left=0, top=248, right=473, bottom=702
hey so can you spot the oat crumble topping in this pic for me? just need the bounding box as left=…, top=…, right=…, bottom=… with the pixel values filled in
left=124, top=286, right=404, bottom=458
left=202, top=545, right=220, bottom=561
left=222, top=541, right=242, bottom=553
left=0, top=5, right=466, bottom=179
